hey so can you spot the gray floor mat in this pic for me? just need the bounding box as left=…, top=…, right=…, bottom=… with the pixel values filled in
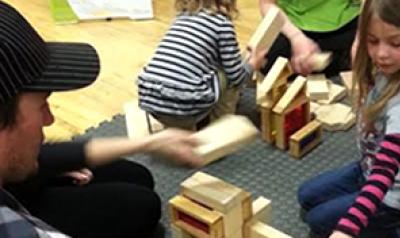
left=75, top=88, right=357, bottom=238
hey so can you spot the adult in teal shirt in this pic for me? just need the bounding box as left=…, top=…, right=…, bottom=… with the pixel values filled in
left=259, top=0, right=361, bottom=77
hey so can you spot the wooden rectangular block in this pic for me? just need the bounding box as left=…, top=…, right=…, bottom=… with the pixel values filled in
left=257, top=57, right=290, bottom=104
left=289, top=120, right=322, bottom=158
left=273, top=76, right=307, bottom=114
left=124, top=100, right=164, bottom=139
left=248, top=6, right=284, bottom=55
left=306, top=75, right=329, bottom=101
left=309, top=52, right=332, bottom=72
left=250, top=222, right=292, bottom=238
left=169, top=195, right=224, bottom=238
left=274, top=94, right=311, bottom=150
left=180, top=172, right=245, bottom=213
left=223, top=203, right=243, bottom=238
left=260, top=103, right=275, bottom=143
left=244, top=196, right=272, bottom=238
left=192, top=115, right=258, bottom=166
left=316, top=82, right=347, bottom=104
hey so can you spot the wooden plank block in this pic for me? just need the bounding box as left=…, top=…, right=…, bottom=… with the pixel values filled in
left=273, top=76, right=307, bottom=114
left=309, top=52, right=332, bottom=72
left=223, top=203, right=243, bottom=237
left=241, top=191, right=253, bottom=222
left=192, top=115, right=258, bottom=166
left=169, top=195, right=224, bottom=238
left=289, top=120, right=322, bottom=158
left=124, top=100, right=164, bottom=139
left=314, top=103, right=356, bottom=131
left=256, top=57, right=291, bottom=104
left=244, top=196, right=272, bottom=238
left=316, top=82, right=347, bottom=104
left=247, top=6, right=284, bottom=56
left=306, top=74, right=329, bottom=101
left=250, top=222, right=292, bottom=238
left=180, top=172, right=245, bottom=213
left=340, top=71, right=357, bottom=97
left=260, top=103, right=275, bottom=143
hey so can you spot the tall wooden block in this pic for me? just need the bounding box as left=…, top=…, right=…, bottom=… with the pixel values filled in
left=169, top=195, right=224, bottom=238
left=244, top=196, right=272, bottom=238
left=289, top=120, right=322, bottom=158
left=248, top=6, right=284, bottom=55
left=260, top=103, right=275, bottom=143
left=124, top=100, right=164, bottom=139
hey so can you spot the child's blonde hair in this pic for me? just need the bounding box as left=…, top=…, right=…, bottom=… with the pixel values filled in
left=175, top=0, right=238, bottom=19
left=353, top=0, right=400, bottom=127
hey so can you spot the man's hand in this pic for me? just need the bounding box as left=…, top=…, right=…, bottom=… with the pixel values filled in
left=145, top=129, right=202, bottom=167
left=290, top=33, right=320, bottom=75
left=330, top=231, right=353, bottom=238
left=63, top=168, right=93, bottom=186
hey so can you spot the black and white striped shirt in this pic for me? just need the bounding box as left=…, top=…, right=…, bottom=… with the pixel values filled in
left=138, top=10, right=252, bottom=116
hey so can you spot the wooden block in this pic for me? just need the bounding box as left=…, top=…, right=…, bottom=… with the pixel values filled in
left=241, top=191, right=253, bottom=222
left=244, top=197, right=272, bottom=238
left=260, top=103, right=275, bottom=143
left=250, top=222, right=292, bottom=238
left=223, top=203, right=243, bottom=238
left=256, top=57, right=291, bottom=104
left=226, top=228, right=243, bottom=238
left=273, top=76, right=307, bottom=114
left=124, top=100, right=164, bottom=139
left=289, top=120, right=322, bottom=158
left=171, top=224, right=194, bottom=238
left=169, top=195, right=224, bottom=238
left=180, top=172, right=245, bottom=213
left=310, top=102, right=320, bottom=114
left=316, top=82, right=347, bottom=104
left=314, top=103, right=356, bottom=131
left=192, top=115, right=258, bottom=166
left=248, top=6, right=284, bottom=55
left=306, top=75, right=329, bottom=101
left=274, top=94, right=310, bottom=150
left=340, top=71, right=358, bottom=98
left=309, top=52, right=332, bottom=72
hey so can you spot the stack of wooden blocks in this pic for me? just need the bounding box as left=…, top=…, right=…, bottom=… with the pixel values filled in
left=256, top=57, right=322, bottom=158
left=169, top=172, right=292, bottom=238
left=306, top=71, right=356, bottom=132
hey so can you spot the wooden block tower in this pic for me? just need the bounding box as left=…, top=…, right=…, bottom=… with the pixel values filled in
left=169, top=172, right=292, bottom=238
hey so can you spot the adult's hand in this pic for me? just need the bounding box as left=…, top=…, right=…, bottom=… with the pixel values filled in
left=290, top=33, right=320, bottom=75
left=144, top=128, right=202, bottom=167
left=63, top=168, right=93, bottom=186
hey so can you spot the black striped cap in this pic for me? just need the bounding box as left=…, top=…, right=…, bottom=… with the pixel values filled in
left=0, top=2, right=100, bottom=103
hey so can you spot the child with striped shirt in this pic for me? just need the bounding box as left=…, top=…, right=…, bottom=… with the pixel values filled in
left=138, top=0, right=267, bottom=130
left=298, top=0, right=400, bottom=237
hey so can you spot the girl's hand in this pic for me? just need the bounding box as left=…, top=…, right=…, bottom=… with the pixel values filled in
left=329, top=231, right=352, bottom=238
left=290, top=33, right=320, bottom=75
left=63, top=168, right=93, bottom=186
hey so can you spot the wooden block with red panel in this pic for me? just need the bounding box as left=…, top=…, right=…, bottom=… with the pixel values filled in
left=178, top=172, right=252, bottom=238
left=272, top=76, right=310, bottom=150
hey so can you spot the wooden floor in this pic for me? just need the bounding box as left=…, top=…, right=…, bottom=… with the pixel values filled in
left=5, top=0, right=262, bottom=140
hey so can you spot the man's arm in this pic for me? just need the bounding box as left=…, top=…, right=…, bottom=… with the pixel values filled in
left=258, top=0, right=319, bottom=75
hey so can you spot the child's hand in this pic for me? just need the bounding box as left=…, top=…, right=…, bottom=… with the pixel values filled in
left=246, top=46, right=269, bottom=70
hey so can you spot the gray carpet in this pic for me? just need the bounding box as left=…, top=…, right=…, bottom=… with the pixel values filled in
left=74, top=88, right=358, bottom=238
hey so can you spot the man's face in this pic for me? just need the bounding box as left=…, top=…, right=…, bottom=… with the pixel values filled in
left=5, top=92, right=54, bottom=182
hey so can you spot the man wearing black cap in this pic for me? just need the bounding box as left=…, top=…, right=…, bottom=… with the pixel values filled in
left=0, top=1, right=201, bottom=237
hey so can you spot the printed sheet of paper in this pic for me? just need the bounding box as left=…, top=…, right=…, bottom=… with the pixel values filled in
left=67, top=0, right=153, bottom=20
